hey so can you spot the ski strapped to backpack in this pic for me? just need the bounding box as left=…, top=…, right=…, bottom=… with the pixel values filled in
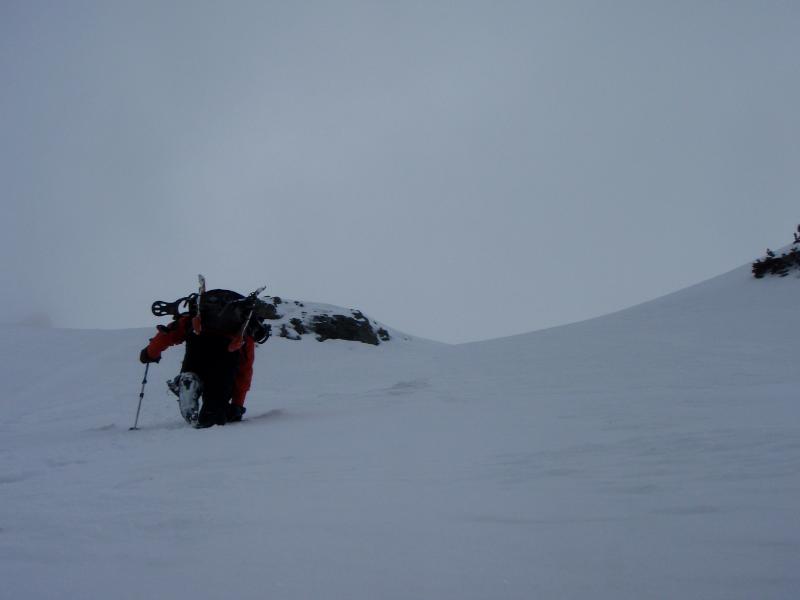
left=193, top=274, right=206, bottom=334
left=151, top=276, right=277, bottom=347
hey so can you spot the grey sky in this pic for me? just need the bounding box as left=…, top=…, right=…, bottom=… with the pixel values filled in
left=2, top=1, right=799, bottom=343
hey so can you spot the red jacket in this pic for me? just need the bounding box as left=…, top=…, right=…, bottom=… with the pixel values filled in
left=146, top=316, right=255, bottom=407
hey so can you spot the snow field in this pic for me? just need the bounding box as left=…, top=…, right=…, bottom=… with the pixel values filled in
left=1, top=261, right=800, bottom=598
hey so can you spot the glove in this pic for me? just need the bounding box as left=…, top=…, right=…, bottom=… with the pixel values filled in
left=139, top=347, right=161, bottom=364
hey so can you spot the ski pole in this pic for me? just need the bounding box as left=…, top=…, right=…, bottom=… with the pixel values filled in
left=130, top=363, right=150, bottom=431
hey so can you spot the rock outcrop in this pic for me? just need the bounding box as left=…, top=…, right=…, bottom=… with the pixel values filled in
left=263, top=297, right=393, bottom=345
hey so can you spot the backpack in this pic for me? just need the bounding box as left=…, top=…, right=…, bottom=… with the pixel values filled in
left=151, top=288, right=276, bottom=344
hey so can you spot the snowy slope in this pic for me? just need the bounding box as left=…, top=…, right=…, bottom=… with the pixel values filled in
left=2, top=263, right=800, bottom=599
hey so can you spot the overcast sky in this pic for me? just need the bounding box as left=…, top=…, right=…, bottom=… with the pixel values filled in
left=2, top=1, right=799, bottom=343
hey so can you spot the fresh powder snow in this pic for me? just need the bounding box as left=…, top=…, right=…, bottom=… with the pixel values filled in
left=1, top=259, right=799, bottom=599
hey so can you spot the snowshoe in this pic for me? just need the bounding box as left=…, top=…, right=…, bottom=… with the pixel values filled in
left=174, top=372, right=202, bottom=425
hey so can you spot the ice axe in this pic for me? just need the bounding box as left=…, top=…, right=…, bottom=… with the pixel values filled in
left=130, top=363, right=150, bottom=431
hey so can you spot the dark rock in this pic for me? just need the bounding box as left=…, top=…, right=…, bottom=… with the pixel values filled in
left=752, top=230, right=800, bottom=279
left=312, top=314, right=380, bottom=345
left=259, top=302, right=280, bottom=320
left=290, top=318, right=307, bottom=335
left=279, top=323, right=301, bottom=341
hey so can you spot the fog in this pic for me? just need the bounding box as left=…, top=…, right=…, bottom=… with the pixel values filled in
left=2, top=1, right=799, bottom=342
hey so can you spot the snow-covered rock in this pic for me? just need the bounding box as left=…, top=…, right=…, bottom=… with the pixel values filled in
left=751, top=240, right=800, bottom=278
left=262, top=296, right=398, bottom=345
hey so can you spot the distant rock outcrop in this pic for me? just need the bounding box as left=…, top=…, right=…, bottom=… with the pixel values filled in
left=752, top=226, right=800, bottom=279
left=263, top=297, right=393, bottom=345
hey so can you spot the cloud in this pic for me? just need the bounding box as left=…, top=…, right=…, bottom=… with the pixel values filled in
left=2, top=1, right=799, bottom=341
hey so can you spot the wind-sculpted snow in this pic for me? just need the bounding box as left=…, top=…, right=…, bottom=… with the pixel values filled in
left=1, top=262, right=800, bottom=599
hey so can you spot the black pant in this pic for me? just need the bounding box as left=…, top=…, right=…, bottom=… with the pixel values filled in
left=181, top=331, right=240, bottom=424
